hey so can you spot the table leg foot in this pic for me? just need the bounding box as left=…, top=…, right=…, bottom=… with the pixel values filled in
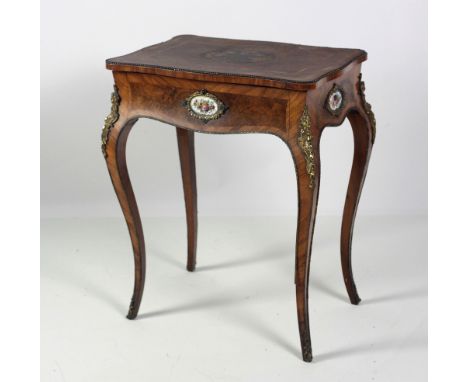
left=297, top=285, right=314, bottom=363
left=127, top=296, right=138, bottom=319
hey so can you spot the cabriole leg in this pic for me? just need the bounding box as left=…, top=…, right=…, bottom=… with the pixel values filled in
left=340, top=106, right=375, bottom=305
left=176, top=127, right=198, bottom=272
left=289, top=106, right=321, bottom=362
left=101, top=85, right=145, bottom=319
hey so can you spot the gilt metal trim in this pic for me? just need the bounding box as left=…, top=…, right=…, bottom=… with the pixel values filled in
left=297, top=106, right=315, bottom=189
left=358, top=73, right=376, bottom=143
left=299, top=325, right=313, bottom=362
left=127, top=296, right=136, bottom=319
left=101, top=85, right=121, bottom=157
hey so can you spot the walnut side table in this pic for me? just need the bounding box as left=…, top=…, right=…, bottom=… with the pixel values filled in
left=101, top=35, right=376, bottom=362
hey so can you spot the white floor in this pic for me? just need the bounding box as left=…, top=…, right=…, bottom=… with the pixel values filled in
left=41, top=215, right=427, bottom=382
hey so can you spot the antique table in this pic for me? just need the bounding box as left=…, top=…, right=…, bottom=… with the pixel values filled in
left=101, top=35, right=376, bottom=362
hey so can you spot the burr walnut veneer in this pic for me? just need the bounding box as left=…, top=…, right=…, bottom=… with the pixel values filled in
left=101, top=35, right=376, bottom=362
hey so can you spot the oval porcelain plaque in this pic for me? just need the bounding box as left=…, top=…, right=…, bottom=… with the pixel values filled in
left=190, top=95, right=219, bottom=116
left=326, top=85, right=345, bottom=115
left=329, top=90, right=343, bottom=111
left=183, top=90, right=227, bottom=123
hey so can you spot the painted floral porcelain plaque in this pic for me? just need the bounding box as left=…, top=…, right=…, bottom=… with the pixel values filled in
left=183, top=90, right=227, bottom=122
left=326, top=85, right=344, bottom=115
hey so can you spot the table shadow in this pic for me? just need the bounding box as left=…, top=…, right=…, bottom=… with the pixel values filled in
left=149, top=245, right=291, bottom=273
left=138, top=289, right=299, bottom=358
left=363, top=287, right=427, bottom=305
left=315, top=335, right=427, bottom=363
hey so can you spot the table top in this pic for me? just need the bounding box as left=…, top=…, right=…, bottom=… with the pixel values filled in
left=106, top=35, right=366, bottom=90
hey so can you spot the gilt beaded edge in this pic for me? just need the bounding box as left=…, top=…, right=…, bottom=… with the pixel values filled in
left=101, top=85, right=121, bottom=157
left=297, top=106, right=316, bottom=189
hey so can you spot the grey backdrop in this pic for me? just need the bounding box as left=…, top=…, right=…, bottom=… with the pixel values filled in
left=41, top=0, right=427, bottom=218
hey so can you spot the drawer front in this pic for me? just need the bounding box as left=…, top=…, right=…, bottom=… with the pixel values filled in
left=119, top=72, right=290, bottom=135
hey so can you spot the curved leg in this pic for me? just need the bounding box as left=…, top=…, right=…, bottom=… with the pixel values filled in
left=176, top=127, right=198, bottom=272
left=289, top=106, right=321, bottom=362
left=340, top=109, right=374, bottom=305
left=103, top=109, right=145, bottom=319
